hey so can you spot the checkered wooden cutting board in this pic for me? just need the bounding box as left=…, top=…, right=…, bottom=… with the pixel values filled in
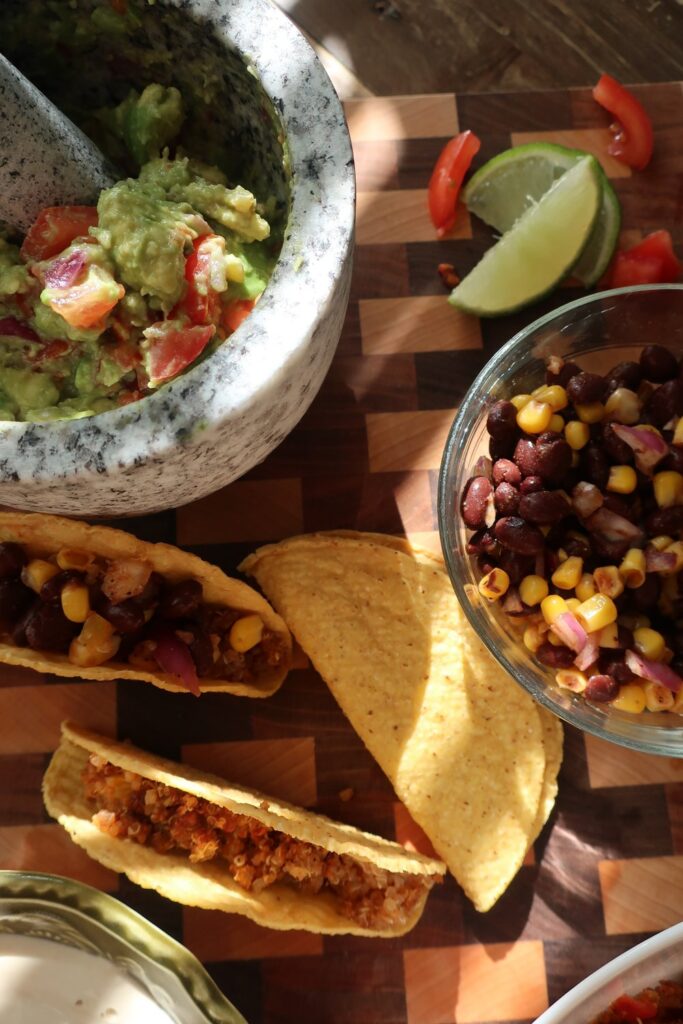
left=2, top=82, right=683, bottom=1024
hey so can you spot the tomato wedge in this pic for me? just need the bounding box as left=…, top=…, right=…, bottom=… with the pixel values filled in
left=181, top=235, right=222, bottom=325
left=609, top=229, right=681, bottom=288
left=20, top=206, right=98, bottom=262
left=428, top=130, right=481, bottom=239
left=144, top=322, right=215, bottom=384
left=610, top=994, right=658, bottom=1022
left=222, top=298, right=256, bottom=333
left=592, top=74, right=654, bottom=171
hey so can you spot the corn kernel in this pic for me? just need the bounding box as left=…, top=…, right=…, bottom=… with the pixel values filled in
left=603, top=387, right=641, bottom=425
left=654, top=471, right=683, bottom=509
left=575, top=401, right=604, bottom=424
left=555, top=669, right=588, bottom=693
left=644, top=681, right=675, bottom=712
left=551, top=556, right=583, bottom=590
left=564, top=420, right=590, bottom=450
left=69, top=612, right=119, bottom=668
left=516, top=399, right=553, bottom=435
left=519, top=574, right=549, bottom=607
left=575, top=573, right=597, bottom=602
left=547, top=630, right=564, bottom=646
left=633, top=626, right=666, bottom=661
left=61, top=581, right=90, bottom=624
left=225, top=254, right=245, bottom=283
left=606, top=465, right=637, bottom=494
left=611, top=683, right=646, bottom=715
left=510, top=393, right=532, bottom=411
left=523, top=624, right=546, bottom=652
left=56, top=548, right=95, bottom=572
left=22, top=558, right=59, bottom=593
left=557, top=548, right=569, bottom=562
left=674, top=418, right=683, bottom=446
left=598, top=622, right=619, bottom=648
left=576, top=594, right=618, bottom=632
left=593, top=566, right=624, bottom=599
left=549, top=413, right=565, bottom=433
left=619, top=548, right=646, bottom=589
left=566, top=597, right=582, bottom=613
left=541, top=594, right=569, bottom=625
left=531, top=384, right=569, bottom=412
left=229, top=614, right=265, bottom=653
left=650, top=535, right=674, bottom=551
left=671, top=687, right=683, bottom=715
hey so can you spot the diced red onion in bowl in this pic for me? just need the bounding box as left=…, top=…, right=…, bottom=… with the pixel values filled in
left=552, top=612, right=587, bottom=653
left=151, top=624, right=200, bottom=696
left=610, top=423, right=669, bottom=474
left=625, top=650, right=683, bottom=693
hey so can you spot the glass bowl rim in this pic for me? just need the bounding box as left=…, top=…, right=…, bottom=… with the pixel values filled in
left=437, top=283, right=683, bottom=755
left=0, top=869, right=245, bottom=1023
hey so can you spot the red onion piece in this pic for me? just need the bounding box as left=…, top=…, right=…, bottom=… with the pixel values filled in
left=611, top=423, right=669, bottom=474
left=473, top=455, right=492, bottom=480
left=151, top=625, right=201, bottom=697
left=0, top=317, right=39, bottom=342
left=502, top=586, right=524, bottom=614
left=552, top=612, right=587, bottom=654
left=625, top=650, right=683, bottom=692
left=585, top=507, right=644, bottom=545
left=645, top=547, right=677, bottom=573
left=572, top=481, right=604, bottom=519
left=574, top=631, right=600, bottom=671
left=44, top=248, right=88, bottom=290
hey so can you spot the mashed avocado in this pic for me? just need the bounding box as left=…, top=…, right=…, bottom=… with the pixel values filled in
left=0, top=85, right=277, bottom=422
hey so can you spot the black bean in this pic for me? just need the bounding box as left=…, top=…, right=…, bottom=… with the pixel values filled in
left=617, top=626, right=635, bottom=650
left=180, top=624, right=215, bottom=676
left=536, top=431, right=563, bottom=446
left=489, top=435, right=514, bottom=460
left=0, top=578, right=34, bottom=624
left=518, top=490, right=571, bottom=524
left=461, top=476, right=494, bottom=529
left=160, top=579, right=203, bottom=620
left=498, top=548, right=534, bottom=585
left=591, top=534, right=631, bottom=561
left=566, top=371, right=604, bottom=404
left=585, top=674, right=621, bottom=702
left=581, top=443, right=610, bottom=489
left=494, top=516, right=545, bottom=554
left=563, top=533, right=593, bottom=560
left=662, top=447, right=683, bottom=474
left=0, top=543, right=26, bottom=579
left=646, top=506, right=683, bottom=535
left=492, top=459, right=522, bottom=486
left=646, top=379, right=681, bottom=427
left=519, top=475, right=544, bottom=495
left=513, top=438, right=539, bottom=477
left=486, top=400, right=518, bottom=440
left=135, top=571, right=164, bottom=610
left=478, top=555, right=496, bottom=576
left=602, top=422, right=634, bottom=464
left=100, top=598, right=147, bottom=634
left=640, top=344, right=678, bottom=383
left=631, top=574, right=661, bottom=611
left=546, top=359, right=581, bottom=387
left=23, top=602, right=79, bottom=652
left=604, top=361, right=642, bottom=395
left=494, top=482, right=519, bottom=516
left=40, top=570, right=84, bottom=603
left=600, top=656, right=636, bottom=687
left=602, top=494, right=637, bottom=523
left=537, top=642, right=575, bottom=668
left=535, top=438, right=572, bottom=482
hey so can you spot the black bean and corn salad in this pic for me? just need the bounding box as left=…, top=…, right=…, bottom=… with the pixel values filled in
left=459, top=344, right=683, bottom=716
left=0, top=542, right=286, bottom=694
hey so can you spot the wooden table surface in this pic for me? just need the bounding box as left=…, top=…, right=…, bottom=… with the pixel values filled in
left=2, top=69, right=683, bottom=1024
left=278, top=0, right=683, bottom=99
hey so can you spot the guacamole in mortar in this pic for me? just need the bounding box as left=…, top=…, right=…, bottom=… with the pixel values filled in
left=0, top=85, right=277, bottom=421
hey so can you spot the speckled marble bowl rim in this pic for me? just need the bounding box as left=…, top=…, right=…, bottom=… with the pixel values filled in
left=0, top=0, right=355, bottom=484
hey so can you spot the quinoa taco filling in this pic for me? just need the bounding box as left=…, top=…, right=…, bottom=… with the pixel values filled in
left=83, top=755, right=438, bottom=931
left=0, top=540, right=286, bottom=693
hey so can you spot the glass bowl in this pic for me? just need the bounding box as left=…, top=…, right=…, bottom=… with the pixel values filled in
left=534, top=920, right=683, bottom=1023
left=0, top=870, right=246, bottom=1023
left=438, top=284, right=683, bottom=757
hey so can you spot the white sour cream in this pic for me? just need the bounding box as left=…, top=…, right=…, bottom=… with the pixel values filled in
left=0, top=934, right=176, bottom=1024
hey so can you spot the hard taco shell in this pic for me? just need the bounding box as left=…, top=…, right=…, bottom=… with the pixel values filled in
left=0, top=512, right=291, bottom=697
left=43, top=722, right=445, bottom=937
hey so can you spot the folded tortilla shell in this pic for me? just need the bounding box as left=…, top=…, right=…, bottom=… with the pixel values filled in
left=240, top=532, right=557, bottom=912
left=0, top=512, right=291, bottom=697
left=43, top=722, right=445, bottom=937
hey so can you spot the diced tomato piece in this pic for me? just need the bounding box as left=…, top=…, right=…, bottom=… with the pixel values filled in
left=31, top=340, right=71, bottom=364
left=610, top=994, right=658, bottom=1021
left=20, top=206, right=98, bottom=262
left=0, top=317, right=39, bottom=342
left=428, top=130, right=481, bottom=239
left=592, top=74, right=654, bottom=171
left=46, top=276, right=125, bottom=330
left=111, top=0, right=128, bottom=12
left=222, top=298, right=256, bottom=333
left=179, top=235, right=223, bottom=325
left=145, top=322, right=215, bottom=384
left=609, top=230, right=681, bottom=288
left=610, top=253, right=664, bottom=288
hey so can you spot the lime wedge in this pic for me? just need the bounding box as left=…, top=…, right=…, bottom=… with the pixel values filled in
left=463, top=142, right=620, bottom=287
left=449, top=156, right=602, bottom=317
